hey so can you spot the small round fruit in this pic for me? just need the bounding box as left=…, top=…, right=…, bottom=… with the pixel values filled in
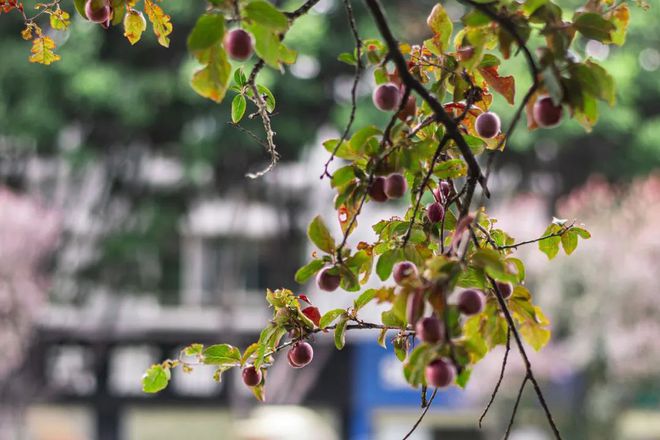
left=495, top=281, right=513, bottom=299
left=242, top=366, right=262, bottom=387
left=316, top=267, right=341, bottom=292
left=384, top=173, right=407, bottom=199
left=457, top=289, right=485, bottom=315
left=393, top=261, right=418, bottom=285
left=372, top=83, right=401, bottom=112
left=85, top=0, right=112, bottom=23
left=368, top=176, right=388, bottom=202
left=425, top=358, right=456, bottom=388
left=533, top=96, right=563, bottom=128
left=224, top=29, right=254, bottom=61
left=302, top=306, right=321, bottom=327
left=397, top=95, right=417, bottom=121
left=406, top=291, right=425, bottom=325
left=426, top=202, right=445, bottom=224
left=475, top=111, right=501, bottom=139
left=288, top=342, right=313, bottom=368
left=416, top=316, right=444, bottom=344
left=438, top=181, right=451, bottom=199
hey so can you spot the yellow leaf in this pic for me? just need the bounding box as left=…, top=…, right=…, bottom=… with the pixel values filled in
left=49, top=8, right=70, bottom=31
left=123, top=9, right=147, bottom=45
left=144, top=0, right=172, bottom=48
left=190, top=44, right=232, bottom=103
left=21, top=25, right=34, bottom=41
left=29, top=36, right=61, bottom=65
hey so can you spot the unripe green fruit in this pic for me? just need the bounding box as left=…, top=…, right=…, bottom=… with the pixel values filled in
left=224, top=29, right=254, bottom=61
left=85, top=0, right=112, bottom=23
left=426, top=202, right=445, bottom=224
left=288, top=341, right=313, bottom=368
left=302, top=306, right=321, bottom=327
left=384, top=173, right=406, bottom=199
left=368, top=176, right=388, bottom=202
left=425, top=358, right=456, bottom=388
left=416, top=316, right=444, bottom=344
left=533, top=96, right=563, bottom=128
left=457, top=289, right=485, bottom=315
left=406, top=291, right=425, bottom=325
left=241, top=366, right=262, bottom=387
left=316, top=267, right=341, bottom=292
left=393, top=261, right=418, bottom=285
left=475, top=111, right=501, bottom=139
left=372, top=83, right=401, bottom=112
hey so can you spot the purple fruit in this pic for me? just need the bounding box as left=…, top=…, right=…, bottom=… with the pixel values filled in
left=406, top=291, right=425, bottom=325
left=241, top=366, right=262, bottom=387
left=425, top=358, right=456, bottom=388
left=457, top=289, right=485, bottom=315
left=316, top=267, right=341, bottom=292
left=533, top=95, right=563, bottom=128
left=224, top=29, right=254, bottom=61
left=372, top=83, right=401, bottom=112
left=368, top=176, right=388, bottom=202
left=495, top=281, right=513, bottom=299
left=288, top=342, right=313, bottom=368
left=85, top=0, right=112, bottom=23
left=426, top=202, right=445, bottom=224
left=384, top=173, right=406, bottom=199
left=393, top=261, right=418, bottom=285
left=416, top=316, right=444, bottom=344
left=475, top=111, right=501, bottom=139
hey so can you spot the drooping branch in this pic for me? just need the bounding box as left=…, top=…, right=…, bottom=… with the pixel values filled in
left=504, top=374, right=529, bottom=439
left=321, top=0, right=364, bottom=178
left=479, top=327, right=511, bottom=428
left=402, top=388, right=438, bottom=440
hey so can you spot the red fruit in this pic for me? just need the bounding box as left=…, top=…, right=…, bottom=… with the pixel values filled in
left=425, top=358, right=456, bottom=388
left=426, top=202, right=445, bottom=224
left=457, top=289, right=485, bottom=315
left=495, top=281, right=513, bottom=299
left=242, top=366, right=262, bottom=387
left=475, top=111, right=501, bottom=139
left=372, top=83, right=401, bottom=112
left=416, top=316, right=444, bottom=344
left=368, top=176, right=388, bottom=202
left=85, top=0, right=112, bottom=23
left=433, top=181, right=451, bottom=203
left=302, top=306, right=321, bottom=327
left=406, top=291, right=425, bottom=325
left=224, top=29, right=254, bottom=61
left=316, top=267, right=341, bottom=292
left=384, top=173, right=407, bottom=199
left=533, top=95, right=563, bottom=128
left=288, top=342, right=313, bottom=368
left=393, top=261, right=418, bottom=285
left=397, top=95, right=417, bottom=121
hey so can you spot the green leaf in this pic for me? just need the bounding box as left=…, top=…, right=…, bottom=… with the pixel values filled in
left=234, top=68, right=247, bottom=86
left=331, top=166, right=356, bottom=188
left=334, top=315, right=349, bottom=350
left=191, top=45, right=232, bottom=103
left=354, top=289, right=377, bottom=311
left=433, top=159, right=467, bottom=179
left=538, top=225, right=561, bottom=260
left=377, top=328, right=388, bottom=348
left=561, top=230, right=578, bottom=255
left=294, top=259, right=325, bottom=284
left=142, top=364, right=171, bottom=393
left=456, top=368, right=472, bottom=388
left=573, top=13, right=615, bottom=42
left=337, top=52, right=357, bottom=66
left=73, top=0, right=86, bottom=18
left=381, top=308, right=405, bottom=327
left=187, top=13, right=225, bottom=53
left=403, top=344, right=434, bottom=387
left=182, top=343, right=204, bottom=357
left=426, top=3, right=452, bottom=52
left=520, top=322, right=551, bottom=351
left=244, top=0, right=289, bottom=32
left=307, top=216, right=336, bottom=254
left=245, top=23, right=281, bottom=68
left=609, top=4, right=629, bottom=46
left=376, top=249, right=401, bottom=281
left=203, top=344, right=241, bottom=365
left=319, top=309, right=346, bottom=329
left=231, top=94, right=247, bottom=123
left=257, top=84, right=276, bottom=112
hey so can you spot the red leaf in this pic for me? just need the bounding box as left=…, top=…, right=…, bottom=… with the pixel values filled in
left=479, top=66, right=515, bottom=105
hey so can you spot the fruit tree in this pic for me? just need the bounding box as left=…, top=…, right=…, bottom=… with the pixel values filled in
left=1, top=0, right=643, bottom=437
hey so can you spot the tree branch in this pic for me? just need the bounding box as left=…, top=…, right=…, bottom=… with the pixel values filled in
left=402, top=388, right=438, bottom=440
left=498, top=223, right=575, bottom=250
left=479, top=327, right=511, bottom=428
left=504, top=374, right=529, bottom=439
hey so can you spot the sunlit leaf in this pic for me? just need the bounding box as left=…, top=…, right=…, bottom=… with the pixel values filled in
left=144, top=0, right=173, bottom=48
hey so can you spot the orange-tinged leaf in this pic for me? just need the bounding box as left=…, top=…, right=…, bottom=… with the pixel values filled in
left=29, top=36, right=60, bottom=65
left=49, top=7, right=70, bottom=30
left=123, top=9, right=147, bottom=45
left=479, top=66, right=515, bottom=105
left=144, top=0, right=172, bottom=48
left=608, top=3, right=629, bottom=46
left=191, top=45, right=232, bottom=103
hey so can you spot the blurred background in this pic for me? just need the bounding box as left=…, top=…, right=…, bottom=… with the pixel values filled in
left=0, top=0, right=659, bottom=439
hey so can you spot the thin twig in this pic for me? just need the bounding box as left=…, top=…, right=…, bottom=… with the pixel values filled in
left=402, top=388, right=438, bottom=440
left=498, top=223, right=575, bottom=250
left=504, top=374, right=529, bottom=439
left=479, top=327, right=511, bottom=428
left=321, top=0, right=363, bottom=178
